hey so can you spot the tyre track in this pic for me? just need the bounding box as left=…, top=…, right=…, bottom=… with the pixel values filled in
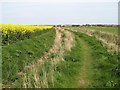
left=17, top=28, right=74, bottom=88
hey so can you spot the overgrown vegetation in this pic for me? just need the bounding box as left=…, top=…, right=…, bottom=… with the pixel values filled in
left=64, top=26, right=118, bottom=52
left=73, top=31, right=119, bottom=87
left=2, top=29, right=52, bottom=45
left=2, top=26, right=119, bottom=88
left=47, top=29, right=119, bottom=88
left=52, top=33, right=83, bottom=88
left=1, top=24, right=53, bottom=45
left=2, top=29, right=56, bottom=87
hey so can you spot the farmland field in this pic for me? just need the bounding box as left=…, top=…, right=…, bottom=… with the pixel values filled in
left=1, top=24, right=119, bottom=88
left=64, top=26, right=118, bottom=34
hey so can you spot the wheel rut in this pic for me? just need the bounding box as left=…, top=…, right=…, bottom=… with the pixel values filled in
left=17, top=28, right=74, bottom=88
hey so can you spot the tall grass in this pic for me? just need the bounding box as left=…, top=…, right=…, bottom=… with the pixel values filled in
left=2, top=29, right=56, bottom=87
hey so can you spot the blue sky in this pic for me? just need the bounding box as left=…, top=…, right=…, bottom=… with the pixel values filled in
left=1, top=0, right=119, bottom=25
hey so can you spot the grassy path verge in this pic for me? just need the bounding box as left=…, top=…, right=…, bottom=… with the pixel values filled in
left=73, top=31, right=119, bottom=88
left=76, top=37, right=93, bottom=88
left=64, top=27, right=118, bottom=52
left=48, top=29, right=93, bottom=88
left=56, top=29, right=118, bottom=88
left=2, top=29, right=56, bottom=88
left=3, top=28, right=119, bottom=88
left=55, top=31, right=94, bottom=88
left=13, top=28, right=74, bottom=88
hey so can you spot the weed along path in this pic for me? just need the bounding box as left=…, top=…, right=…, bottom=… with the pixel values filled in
left=9, top=28, right=118, bottom=88
left=14, top=28, right=74, bottom=88
left=17, top=28, right=94, bottom=88
left=3, top=26, right=119, bottom=88
left=22, top=29, right=63, bottom=88
left=51, top=29, right=94, bottom=88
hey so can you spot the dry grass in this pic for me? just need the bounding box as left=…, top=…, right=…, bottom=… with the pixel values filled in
left=17, top=28, right=74, bottom=88
left=68, top=28, right=118, bottom=52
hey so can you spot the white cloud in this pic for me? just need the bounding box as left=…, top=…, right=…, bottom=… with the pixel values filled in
left=0, top=0, right=119, bottom=3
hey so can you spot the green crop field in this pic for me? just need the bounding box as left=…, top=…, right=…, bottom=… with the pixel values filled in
left=1, top=25, right=119, bottom=88
left=84, top=26, right=118, bottom=34
left=64, top=26, right=118, bottom=35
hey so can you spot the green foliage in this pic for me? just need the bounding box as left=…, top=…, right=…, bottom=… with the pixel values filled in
left=74, top=31, right=119, bottom=87
left=2, top=29, right=56, bottom=86
left=87, top=26, right=118, bottom=35
left=64, top=26, right=118, bottom=35
left=52, top=33, right=82, bottom=88
left=2, top=27, right=119, bottom=88
left=2, top=28, right=53, bottom=45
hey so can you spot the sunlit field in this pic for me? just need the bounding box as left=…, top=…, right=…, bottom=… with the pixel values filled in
left=2, top=24, right=119, bottom=88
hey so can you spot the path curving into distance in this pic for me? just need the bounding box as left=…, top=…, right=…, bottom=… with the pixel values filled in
left=14, top=28, right=75, bottom=88
left=66, top=29, right=118, bottom=88
left=11, top=27, right=118, bottom=88
left=76, top=37, right=93, bottom=88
